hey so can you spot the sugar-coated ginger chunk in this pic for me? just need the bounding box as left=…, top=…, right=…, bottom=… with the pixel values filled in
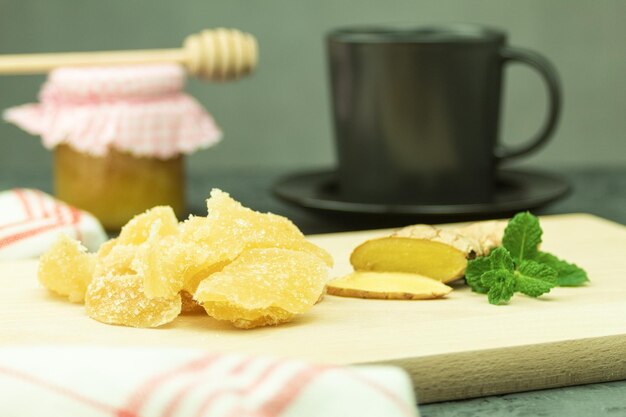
left=97, top=238, right=118, bottom=258
left=180, top=189, right=333, bottom=267
left=132, top=228, right=225, bottom=298
left=117, top=206, right=178, bottom=246
left=85, top=274, right=181, bottom=328
left=194, top=248, right=329, bottom=329
left=131, top=225, right=182, bottom=299
left=180, top=290, right=205, bottom=314
left=38, top=234, right=96, bottom=303
left=38, top=189, right=331, bottom=330
left=181, top=259, right=230, bottom=295
left=94, top=242, right=137, bottom=278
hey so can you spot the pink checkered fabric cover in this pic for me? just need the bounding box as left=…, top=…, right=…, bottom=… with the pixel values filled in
left=0, top=188, right=107, bottom=260
left=3, top=65, right=222, bottom=159
left=0, top=347, right=419, bottom=417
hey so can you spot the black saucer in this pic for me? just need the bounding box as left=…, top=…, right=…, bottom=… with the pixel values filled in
left=273, top=168, right=570, bottom=221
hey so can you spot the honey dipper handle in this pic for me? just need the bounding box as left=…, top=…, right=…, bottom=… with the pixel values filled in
left=0, top=28, right=257, bottom=81
left=0, top=49, right=185, bottom=75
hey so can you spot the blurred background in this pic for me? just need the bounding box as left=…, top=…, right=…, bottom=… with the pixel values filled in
left=1, top=0, right=624, bottom=185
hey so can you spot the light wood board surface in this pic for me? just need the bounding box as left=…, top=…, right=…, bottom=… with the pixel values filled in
left=1, top=213, right=625, bottom=403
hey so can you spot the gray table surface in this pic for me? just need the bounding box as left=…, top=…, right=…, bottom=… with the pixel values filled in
left=3, top=165, right=625, bottom=416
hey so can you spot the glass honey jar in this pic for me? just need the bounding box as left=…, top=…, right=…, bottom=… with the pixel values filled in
left=5, top=64, right=221, bottom=230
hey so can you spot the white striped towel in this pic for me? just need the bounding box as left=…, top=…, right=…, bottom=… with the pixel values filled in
left=0, top=188, right=107, bottom=260
left=0, top=346, right=419, bottom=417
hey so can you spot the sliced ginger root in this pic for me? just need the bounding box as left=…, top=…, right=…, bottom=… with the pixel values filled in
left=351, top=221, right=506, bottom=283
left=350, top=237, right=468, bottom=283
left=38, top=234, right=96, bottom=303
left=327, top=271, right=452, bottom=300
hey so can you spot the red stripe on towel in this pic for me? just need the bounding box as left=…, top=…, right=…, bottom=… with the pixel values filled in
left=0, top=365, right=129, bottom=416
left=69, top=206, right=83, bottom=242
left=193, top=360, right=285, bottom=417
left=161, top=356, right=256, bottom=417
left=33, top=190, right=50, bottom=219
left=345, top=370, right=417, bottom=417
left=0, top=223, right=61, bottom=249
left=124, top=354, right=219, bottom=416
left=13, top=189, right=34, bottom=219
left=253, top=367, right=323, bottom=417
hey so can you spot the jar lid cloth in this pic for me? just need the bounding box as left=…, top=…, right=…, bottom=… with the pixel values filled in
left=4, top=65, right=222, bottom=159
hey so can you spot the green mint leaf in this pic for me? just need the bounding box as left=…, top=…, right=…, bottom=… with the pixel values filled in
left=465, top=256, right=491, bottom=293
left=532, top=252, right=589, bottom=287
left=488, top=247, right=515, bottom=272
left=515, top=260, right=558, bottom=297
left=466, top=247, right=514, bottom=294
left=481, top=270, right=516, bottom=305
left=502, top=212, right=542, bottom=265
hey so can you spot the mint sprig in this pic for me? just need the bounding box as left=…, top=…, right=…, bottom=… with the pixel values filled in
left=515, top=260, right=557, bottom=297
left=531, top=252, right=589, bottom=287
left=465, top=212, right=588, bottom=305
left=502, top=212, right=542, bottom=264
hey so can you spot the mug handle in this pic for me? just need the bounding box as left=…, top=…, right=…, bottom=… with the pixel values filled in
left=495, top=46, right=562, bottom=162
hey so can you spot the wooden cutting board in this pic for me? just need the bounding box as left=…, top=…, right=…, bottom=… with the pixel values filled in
left=1, top=213, right=625, bottom=403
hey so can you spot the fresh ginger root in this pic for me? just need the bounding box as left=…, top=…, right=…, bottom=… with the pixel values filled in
left=327, top=271, right=452, bottom=300
left=350, top=220, right=506, bottom=283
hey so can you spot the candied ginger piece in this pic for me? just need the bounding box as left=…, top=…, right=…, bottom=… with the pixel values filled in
left=133, top=235, right=187, bottom=299
left=289, top=240, right=333, bottom=268
left=95, top=242, right=137, bottom=277
left=180, top=290, right=204, bottom=314
left=179, top=189, right=333, bottom=267
left=194, top=247, right=328, bottom=329
left=181, top=259, right=230, bottom=295
left=85, top=274, right=181, bottom=328
left=132, top=220, right=225, bottom=298
left=97, top=238, right=118, bottom=258
left=38, top=234, right=96, bottom=303
left=117, top=206, right=178, bottom=246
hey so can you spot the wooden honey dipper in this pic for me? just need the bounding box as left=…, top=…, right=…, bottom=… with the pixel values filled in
left=0, top=28, right=258, bottom=81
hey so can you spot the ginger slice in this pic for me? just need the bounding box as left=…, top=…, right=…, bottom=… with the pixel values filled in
left=38, top=234, right=96, bottom=303
left=85, top=274, right=181, bottom=328
left=194, top=247, right=329, bottom=329
left=351, top=221, right=508, bottom=283
left=350, top=237, right=468, bottom=282
left=327, top=271, right=452, bottom=300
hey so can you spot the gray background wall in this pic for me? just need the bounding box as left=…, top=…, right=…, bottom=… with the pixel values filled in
left=0, top=0, right=624, bottom=183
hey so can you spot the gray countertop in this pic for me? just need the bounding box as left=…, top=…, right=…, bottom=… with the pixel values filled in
left=2, top=165, right=625, bottom=416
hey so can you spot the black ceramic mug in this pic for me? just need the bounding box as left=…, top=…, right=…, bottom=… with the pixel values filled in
left=327, top=24, right=561, bottom=204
